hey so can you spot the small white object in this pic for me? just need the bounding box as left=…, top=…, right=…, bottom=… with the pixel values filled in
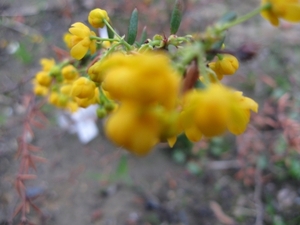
left=99, top=26, right=109, bottom=38
left=57, top=105, right=99, bottom=144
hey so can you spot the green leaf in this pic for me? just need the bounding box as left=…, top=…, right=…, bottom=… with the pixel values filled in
left=217, top=12, right=237, bottom=25
left=107, top=22, right=115, bottom=39
left=139, top=26, right=148, bottom=45
left=170, top=0, right=183, bottom=34
left=127, top=8, right=138, bottom=45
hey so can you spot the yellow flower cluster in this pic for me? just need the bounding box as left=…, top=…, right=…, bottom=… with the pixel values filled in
left=33, top=58, right=102, bottom=112
left=97, top=53, right=181, bottom=155
left=32, top=58, right=55, bottom=96
left=63, top=8, right=110, bottom=60
left=180, top=84, right=258, bottom=142
left=32, top=6, right=264, bottom=156
left=261, top=0, right=300, bottom=26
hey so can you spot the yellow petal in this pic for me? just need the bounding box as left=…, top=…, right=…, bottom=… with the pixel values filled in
left=69, top=22, right=90, bottom=37
left=280, top=4, right=300, bottom=22
left=167, top=136, right=177, bottom=148
left=70, top=41, right=88, bottom=60
left=227, top=107, right=249, bottom=135
left=185, top=126, right=202, bottom=142
left=261, top=10, right=280, bottom=26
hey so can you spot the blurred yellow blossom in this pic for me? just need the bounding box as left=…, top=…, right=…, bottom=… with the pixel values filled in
left=105, top=103, right=161, bottom=156
left=62, top=65, right=79, bottom=81
left=180, top=84, right=258, bottom=142
left=261, top=0, right=300, bottom=26
left=63, top=33, right=73, bottom=49
left=71, top=77, right=96, bottom=99
left=68, top=22, right=97, bottom=60
left=40, top=58, right=55, bottom=71
left=101, top=52, right=180, bottom=110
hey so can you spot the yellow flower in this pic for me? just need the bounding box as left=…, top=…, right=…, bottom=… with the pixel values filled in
left=101, top=52, right=180, bottom=110
left=261, top=0, right=300, bottom=26
left=48, top=92, right=68, bottom=108
left=87, top=60, right=106, bottom=83
left=227, top=91, right=258, bottom=135
left=66, top=101, right=79, bottom=113
left=40, top=58, right=55, bottom=71
left=33, top=84, right=49, bottom=96
left=75, top=87, right=100, bottom=108
left=35, top=71, right=52, bottom=87
left=208, top=54, right=239, bottom=80
left=68, top=22, right=97, bottom=60
left=88, top=8, right=110, bottom=28
left=180, top=84, right=258, bottom=141
left=71, top=77, right=96, bottom=99
left=63, top=33, right=73, bottom=49
left=62, top=65, right=79, bottom=81
left=60, top=84, right=73, bottom=96
left=105, top=103, right=161, bottom=156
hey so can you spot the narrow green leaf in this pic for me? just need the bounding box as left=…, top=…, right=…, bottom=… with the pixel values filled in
left=107, top=22, right=114, bottom=39
left=217, top=12, right=237, bottom=25
left=139, top=26, right=147, bottom=45
left=127, top=8, right=138, bottom=45
left=170, top=0, right=183, bottom=34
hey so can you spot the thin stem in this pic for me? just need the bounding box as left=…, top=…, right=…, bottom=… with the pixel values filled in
left=220, top=3, right=271, bottom=31
left=90, top=36, right=119, bottom=42
left=103, top=20, right=132, bottom=51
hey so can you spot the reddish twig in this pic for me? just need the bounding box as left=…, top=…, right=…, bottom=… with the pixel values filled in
left=11, top=94, right=47, bottom=224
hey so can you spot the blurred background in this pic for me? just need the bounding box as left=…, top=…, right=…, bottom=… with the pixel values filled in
left=1, top=0, right=300, bottom=224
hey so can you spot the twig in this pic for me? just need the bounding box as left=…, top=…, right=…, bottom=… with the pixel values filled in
left=10, top=94, right=47, bottom=224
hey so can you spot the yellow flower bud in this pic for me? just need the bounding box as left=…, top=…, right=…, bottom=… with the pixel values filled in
left=62, top=65, right=79, bottom=81
left=71, top=77, right=96, bottom=99
left=35, top=71, right=52, bottom=87
left=33, top=84, right=49, bottom=96
left=48, top=92, right=59, bottom=105
left=60, top=84, right=73, bottom=96
left=88, top=61, right=106, bottom=83
left=40, top=58, right=55, bottom=71
left=215, top=54, right=239, bottom=75
left=88, top=8, right=110, bottom=28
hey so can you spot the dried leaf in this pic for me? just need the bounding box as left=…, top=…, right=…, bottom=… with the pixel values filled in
left=210, top=201, right=236, bottom=225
